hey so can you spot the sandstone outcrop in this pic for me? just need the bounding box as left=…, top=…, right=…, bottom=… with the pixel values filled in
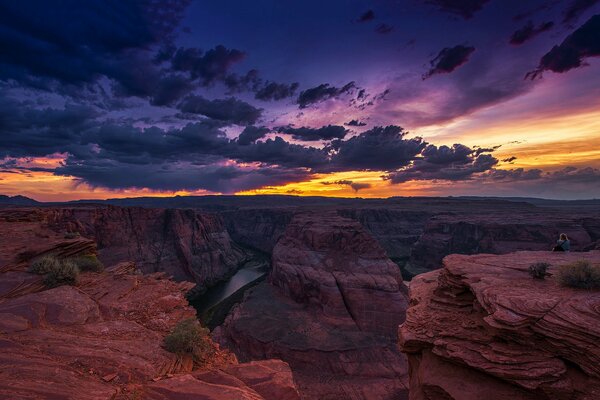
left=399, top=251, right=600, bottom=400
left=0, top=208, right=300, bottom=400
left=216, top=212, right=410, bottom=399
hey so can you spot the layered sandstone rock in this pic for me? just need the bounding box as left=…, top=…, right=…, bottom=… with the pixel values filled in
left=216, top=212, right=410, bottom=399
left=0, top=211, right=300, bottom=400
left=399, top=251, right=600, bottom=400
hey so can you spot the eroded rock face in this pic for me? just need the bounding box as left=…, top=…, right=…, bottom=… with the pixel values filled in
left=0, top=211, right=300, bottom=400
left=216, top=212, right=410, bottom=399
left=407, top=213, right=599, bottom=275
left=5, top=206, right=249, bottom=291
left=399, top=251, right=600, bottom=400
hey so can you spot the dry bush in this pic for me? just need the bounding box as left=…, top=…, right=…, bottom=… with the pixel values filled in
left=558, top=260, right=600, bottom=289
left=43, top=260, right=80, bottom=288
left=163, top=318, right=215, bottom=365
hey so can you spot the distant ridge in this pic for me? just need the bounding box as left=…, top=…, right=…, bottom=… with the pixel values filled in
left=0, top=195, right=39, bottom=206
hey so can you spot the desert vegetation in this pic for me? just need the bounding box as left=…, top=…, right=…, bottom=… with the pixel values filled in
left=558, top=260, right=600, bottom=289
left=164, top=318, right=215, bottom=365
left=29, top=254, right=104, bottom=288
left=528, top=262, right=550, bottom=279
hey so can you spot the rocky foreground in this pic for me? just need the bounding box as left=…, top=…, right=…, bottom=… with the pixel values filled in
left=399, top=251, right=600, bottom=400
left=0, top=210, right=300, bottom=399
left=216, top=212, right=410, bottom=399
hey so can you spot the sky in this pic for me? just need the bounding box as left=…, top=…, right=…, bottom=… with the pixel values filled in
left=0, top=0, right=599, bottom=201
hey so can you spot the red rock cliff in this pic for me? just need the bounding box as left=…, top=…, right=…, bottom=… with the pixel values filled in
left=30, top=206, right=248, bottom=290
left=216, top=211, right=410, bottom=399
left=399, top=251, right=600, bottom=400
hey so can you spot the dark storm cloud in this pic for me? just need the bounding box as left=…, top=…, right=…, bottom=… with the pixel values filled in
left=502, top=156, right=518, bottom=163
left=387, top=149, right=498, bottom=183
left=226, top=136, right=329, bottom=169
left=375, top=24, right=394, bottom=34
left=237, top=126, right=270, bottom=145
left=56, top=157, right=313, bottom=194
left=357, top=10, right=375, bottom=22
left=424, top=0, right=490, bottom=19
left=423, top=45, right=476, bottom=79
left=509, top=21, right=554, bottom=45
left=178, top=95, right=262, bottom=125
left=0, top=96, right=98, bottom=157
left=0, top=0, right=189, bottom=85
left=297, top=82, right=356, bottom=108
left=277, top=125, right=348, bottom=141
left=345, top=119, right=367, bottom=127
left=563, top=0, right=599, bottom=23
left=168, top=45, right=245, bottom=85
left=527, top=15, right=600, bottom=79
left=255, top=82, right=300, bottom=101
left=330, top=125, right=426, bottom=171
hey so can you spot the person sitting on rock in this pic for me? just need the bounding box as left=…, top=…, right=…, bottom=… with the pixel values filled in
left=552, top=233, right=570, bottom=252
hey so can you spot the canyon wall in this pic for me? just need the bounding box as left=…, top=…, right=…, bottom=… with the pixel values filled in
left=399, top=251, right=600, bottom=400
left=39, top=206, right=249, bottom=291
left=215, top=212, right=410, bottom=399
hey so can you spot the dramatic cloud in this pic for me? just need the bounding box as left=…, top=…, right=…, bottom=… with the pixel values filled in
left=357, top=10, right=375, bottom=22
left=509, top=21, right=554, bottom=45
left=387, top=149, right=498, bottom=183
left=330, top=126, right=426, bottom=171
left=345, top=119, right=367, bottom=127
left=0, top=0, right=189, bottom=86
left=563, top=0, right=599, bottom=23
left=297, top=82, right=356, bottom=108
left=424, top=0, right=490, bottom=19
left=255, top=82, right=300, bottom=101
left=527, top=15, right=600, bottom=79
left=178, top=95, right=262, bottom=125
left=237, top=126, right=270, bottom=145
left=168, top=45, right=245, bottom=85
left=375, top=24, right=394, bottom=34
left=423, top=45, right=476, bottom=79
left=56, top=159, right=313, bottom=194
left=277, top=125, right=348, bottom=141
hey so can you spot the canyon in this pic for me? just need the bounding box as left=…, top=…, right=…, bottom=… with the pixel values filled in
left=0, top=208, right=300, bottom=399
left=1, top=196, right=600, bottom=399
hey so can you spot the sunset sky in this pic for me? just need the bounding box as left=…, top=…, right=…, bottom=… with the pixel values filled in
left=1, top=0, right=599, bottom=201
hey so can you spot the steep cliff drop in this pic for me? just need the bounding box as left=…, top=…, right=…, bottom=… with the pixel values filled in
left=40, top=206, right=251, bottom=292
left=399, top=251, right=600, bottom=400
left=215, top=211, right=410, bottom=399
left=0, top=208, right=300, bottom=400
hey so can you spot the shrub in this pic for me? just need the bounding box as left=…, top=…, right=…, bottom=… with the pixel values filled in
left=163, top=318, right=215, bottom=364
left=69, top=254, right=104, bottom=272
left=64, top=232, right=80, bottom=239
left=529, top=262, right=550, bottom=279
left=29, top=255, right=61, bottom=275
left=557, top=260, right=600, bottom=289
left=43, top=260, right=80, bottom=288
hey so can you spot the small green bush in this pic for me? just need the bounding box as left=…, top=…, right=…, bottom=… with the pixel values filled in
left=64, top=232, right=80, bottom=239
left=69, top=254, right=104, bottom=272
left=529, top=262, right=550, bottom=279
left=557, top=260, right=600, bottom=289
left=43, top=260, right=80, bottom=288
left=29, top=255, right=61, bottom=275
left=164, top=318, right=215, bottom=364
